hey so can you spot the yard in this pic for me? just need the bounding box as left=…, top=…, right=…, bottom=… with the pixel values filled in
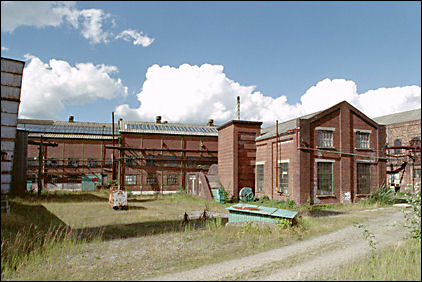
left=1, top=190, right=419, bottom=280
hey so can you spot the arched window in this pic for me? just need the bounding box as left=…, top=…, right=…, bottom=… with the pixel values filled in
left=394, top=139, right=402, bottom=154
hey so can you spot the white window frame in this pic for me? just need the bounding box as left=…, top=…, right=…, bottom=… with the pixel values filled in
left=255, top=161, right=265, bottom=193
left=317, top=129, right=334, bottom=148
left=316, top=159, right=334, bottom=195
left=125, top=175, right=137, bottom=185
left=354, top=129, right=371, bottom=149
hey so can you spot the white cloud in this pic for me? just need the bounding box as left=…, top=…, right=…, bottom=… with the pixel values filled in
left=19, top=55, right=128, bottom=120
left=115, top=63, right=421, bottom=127
left=1, top=46, right=9, bottom=51
left=1, top=1, right=153, bottom=46
left=116, top=29, right=155, bottom=47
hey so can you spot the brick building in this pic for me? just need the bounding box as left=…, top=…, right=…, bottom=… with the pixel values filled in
left=373, top=108, right=421, bottom=192
left=18, top=117, right=118, bottom=191
left=18, top=116, right=218, bottom=194
left=218, top=101, right=387, bottom=204
left=116, top=118, right=218, bottom=194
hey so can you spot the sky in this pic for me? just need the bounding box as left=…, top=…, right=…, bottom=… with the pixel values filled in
left=1, top=1, right=421, bottom=128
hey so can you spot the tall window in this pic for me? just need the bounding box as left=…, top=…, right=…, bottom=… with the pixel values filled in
left=317, top=162, right=333, bottom=195
left=318, top=130, right=333, bottom=148
left=394, top=139, right=402, bottom=154
left=357, top=163, right=371, bottom=194
left=278, top=162, right=289, bottom=194
left=256, top=164, right=264, bottom=192
left=167, top=174, right=178, bottom=185
left=146, top=174, right=158, bottom=185
left=125, top=175, right=136, bottom=185
left=356, top=132, right=370, bottom=149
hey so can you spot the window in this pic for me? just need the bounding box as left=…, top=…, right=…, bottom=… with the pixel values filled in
left=125, top=175, right=136, bottom=185
left=105, top=157, right=112, bottom=167
left=28, top=157, right=37, bottom=167
left=186, top=156, right=197, bottom=167
left=357, top=163, right=371, bottom=194
left=27, top=174, right=37, bottom=181
left=317, top=162, right=333, bottom=195
left=394, top=139, right=402, bottom=154
left=318, top=130, right=333, bottom=148
left=87, top=158, right=97, bottom=167
left=167, top=174, right=178, bottom=185
left=411, top=137, right=421, bottom=152
left=414, top=169, right=421, bottom=179
left=47, top=158, right=58, bottom=167
left=146, top=174, right=158, bottom=185
left=124, top=155, right=137, bottom=167
left=166, top=156, right=178, bottom=167
left=145, top=155, right=157, bottom=167
left=67, top=174, right=79, bottom=183
left=278, top=162, right=289, bottom=194
left=256, top=164, right=264, bottom=192
left=46, top=174, right=58, bottom=184
left=67, top=158, right=78, bottom=167
left=356, top=132, right=370, bottom=149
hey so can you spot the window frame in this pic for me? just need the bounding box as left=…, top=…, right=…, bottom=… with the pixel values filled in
left=67, top=158, right=79, bottom=168
left=317, top=161, right=334, bottom=196
left=166, top=174, right=178, bottom=185
left=146, top=173, right=158, bottom=185
left=356, top=132, right=370, bottom=149
left=277, top=161, right=289, bottom=194
left=125, top=174, right=137, bottom=185
left=255, top=163, right=264, bottom=193
left=317, top=130, right=334, bottom=148
left=357, top=162, right=371, bottom=195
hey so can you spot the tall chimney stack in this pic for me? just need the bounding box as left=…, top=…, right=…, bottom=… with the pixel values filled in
left=68, top=116, right=74, bottom=122
left=156, top=116, right=162, bottom=124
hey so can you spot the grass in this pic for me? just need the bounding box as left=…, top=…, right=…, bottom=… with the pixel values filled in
left=320, top=239, right=421, bottom=281
left=0, top=190, right=409, bottom=280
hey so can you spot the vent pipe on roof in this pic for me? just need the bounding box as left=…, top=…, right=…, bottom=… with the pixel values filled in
left=156, top=116, right=162, bottom=124
left=207, top=119, right=214, bottom=126
left=68, top=116, right=74, bottom=122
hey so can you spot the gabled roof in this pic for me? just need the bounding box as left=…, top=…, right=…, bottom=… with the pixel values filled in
left=119, top=121, right=218, bottom=137
left=372, top=108, right=421, bottom=125
left=256, top=111, right=321, bottom=141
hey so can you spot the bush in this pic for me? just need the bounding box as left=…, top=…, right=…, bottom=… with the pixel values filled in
left=402, top=188, right=421, bottom=239
left=362, top=184, right=395, bottom=206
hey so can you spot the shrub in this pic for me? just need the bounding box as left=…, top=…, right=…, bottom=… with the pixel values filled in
left=402, top=188, right=421, bottom=240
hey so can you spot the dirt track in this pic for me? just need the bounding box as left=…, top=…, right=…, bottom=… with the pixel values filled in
left=145, top=208, right=408, bottom=281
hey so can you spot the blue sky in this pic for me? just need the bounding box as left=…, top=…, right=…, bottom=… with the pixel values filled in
left=1, top=1, right=421, bottom=127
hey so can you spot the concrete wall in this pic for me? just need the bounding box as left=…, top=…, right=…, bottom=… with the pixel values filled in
left=1, top=57, right=25, bottom=194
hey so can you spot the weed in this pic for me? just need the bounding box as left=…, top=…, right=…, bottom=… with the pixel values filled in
left=402, top=188, right=421, bottom=240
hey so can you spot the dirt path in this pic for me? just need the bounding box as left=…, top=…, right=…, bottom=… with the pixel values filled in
left=145, top=208, right=409, bottom=281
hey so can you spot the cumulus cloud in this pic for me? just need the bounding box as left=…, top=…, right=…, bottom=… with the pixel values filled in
left=19, top=55, right=128, bottom=120
left=115, top=29, right=155, bottom=47
left=115, top=63, right=421, bottom=127
left=1, top=1, right=153, bottom=46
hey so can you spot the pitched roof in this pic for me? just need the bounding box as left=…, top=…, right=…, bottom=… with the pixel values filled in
left=372, top=108, right=421, bottom=125
left=256, top=111, right=321, bottom=141
left=119, top=121, right=218, bottom=136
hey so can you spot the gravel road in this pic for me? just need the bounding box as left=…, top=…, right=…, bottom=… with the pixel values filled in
left=145, top=208, right=409, bottom=281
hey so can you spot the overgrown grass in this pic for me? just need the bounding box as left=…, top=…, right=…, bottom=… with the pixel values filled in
left=322, top=239, right=421, bottom=281
left=1, top=190, right=400, bottom=280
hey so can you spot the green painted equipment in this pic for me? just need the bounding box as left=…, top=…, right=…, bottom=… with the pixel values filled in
left=226, top=203, right=298, bottom=224
left=211, top=187, right=226, bottom=203
left=239, top=187, right=254, bottom=202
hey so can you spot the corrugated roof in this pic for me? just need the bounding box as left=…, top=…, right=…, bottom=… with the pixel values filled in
left=120, top=121, right=218, bottom=136
left=27, top=133, right=116, bottom=140
left=226, top=203, right=298, bottom=219
left=256, top=111, right=321, bottom=141
left=17, top=120, right=119, bottom=136
left=372, top=108, right=421, bottom=125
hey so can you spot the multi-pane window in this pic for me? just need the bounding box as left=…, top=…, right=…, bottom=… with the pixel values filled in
left=166, top=156, right=178, bottom=167
left=393, top=139, right=402, bottom=154
left=87, top=158, right=97, bottom=167
left=105, top=157, right=112, bottom=167
left=256, top=164, right=264, bottom=192
left=356, top=132, right=370, bottom=149
left=145, top=155, right=157, bottom=167
left=67, top=158, right=78, bottom=167
left=278, top=162, right=289, bottom=194
left=318, top=130, right=333, bottom=148
left=124, top=155, right=137, bottom=167
left=414, top=169, right=421, bottom=179
left=146, top=174, right=158, bottom=185
left=47, top=158, right=59, bottom=167
left=357, top=163, right=371, bottom=194
left=28, top=157, right=37, bottom=167
left=167, top=174, right=178, bottom=185
left=67, top=174, right=79, bottom=183
left=125, top=175, right=136, bottom=185
left=186, top=156, right=197, bottom=167
left=317, top=162, right=333, bottom=195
